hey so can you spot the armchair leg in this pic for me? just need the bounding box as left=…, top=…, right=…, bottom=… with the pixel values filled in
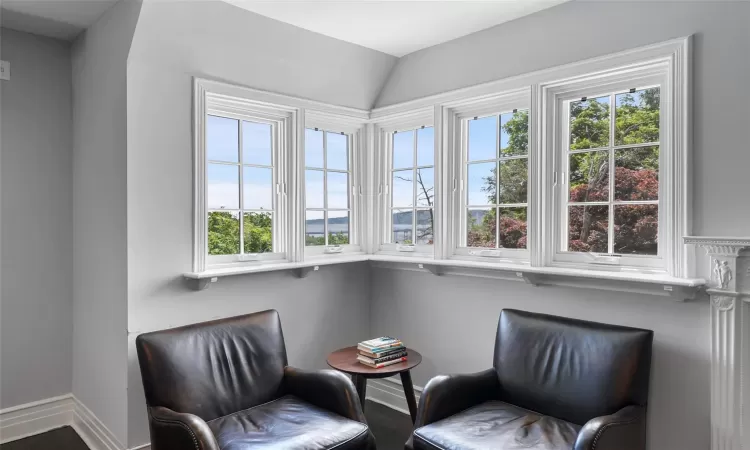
left=400, top=371, right=418, bottom=424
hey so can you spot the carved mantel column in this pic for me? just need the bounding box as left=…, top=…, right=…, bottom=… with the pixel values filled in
left=684, top=237, right=750, bottom=450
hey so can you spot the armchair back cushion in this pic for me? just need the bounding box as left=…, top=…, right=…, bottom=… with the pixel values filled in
left=493, top=309, right=653, bottom=425
left=136, top=310, right=288, bottom=422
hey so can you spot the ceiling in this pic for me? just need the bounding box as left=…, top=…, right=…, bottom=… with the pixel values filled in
left=1, top=0, right=119, bottom=41
left=223, top=0, right=569, bottom=57
left=0, top=0, right=568, bottom=53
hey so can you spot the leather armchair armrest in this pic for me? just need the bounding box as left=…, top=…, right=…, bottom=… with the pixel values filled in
left=414, top=368, right=499, bottom=428
left=148, top=406, right=219, bottom=450
left=283, top=366, right=367, bottom=423
left=574, top=405, right=646, bottom=450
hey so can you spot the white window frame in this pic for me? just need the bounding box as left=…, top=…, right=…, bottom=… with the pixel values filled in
left=302, top=112, right=365, bottom=258
left=193, top=78, right=369, bottom=272
left=373, top=108, right=436, bottom=256
left=196, top=94, right=293, bottom=270
left=444, top=90, right=532, bottom=263
left=539, top=60, right=685, bottom=275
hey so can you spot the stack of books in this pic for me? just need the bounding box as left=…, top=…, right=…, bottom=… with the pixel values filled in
left=357, top=337, right=408, bottom=369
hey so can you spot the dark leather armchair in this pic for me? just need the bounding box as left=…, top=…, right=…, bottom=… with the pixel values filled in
left=136, top=310, right=376, bottom=450
left=407, top=309, right=653, bottom=450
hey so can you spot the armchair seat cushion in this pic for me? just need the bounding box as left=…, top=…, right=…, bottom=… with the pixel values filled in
left=413, top=401, right=581, bottom=450
left=208, top=395, right=370, bottom=450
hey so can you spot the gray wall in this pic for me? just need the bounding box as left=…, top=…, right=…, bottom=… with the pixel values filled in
left=125, top=2, right=391, bottom=446
left=70, top=0, right=141, bottom=445
left=0, top=28, right=73, bottom=409
left=368, top=3, right=750, bottom=450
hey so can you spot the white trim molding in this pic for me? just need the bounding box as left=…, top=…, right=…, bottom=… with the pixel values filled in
left=0, top=394, right=74, bottom=445
left=0, top=394, right=125, bottom=450
left=366, top=377, right=423, bottom=416
left=684, top=236, right=750, bottom=450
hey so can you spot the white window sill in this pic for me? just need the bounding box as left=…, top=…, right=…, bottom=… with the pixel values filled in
left=367, top=255, right=705, bottom=302
left=184, top=253, right=369, bottom=290
left=184, top=253, right=705, bottom=300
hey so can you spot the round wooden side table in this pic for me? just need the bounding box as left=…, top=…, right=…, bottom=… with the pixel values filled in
left=327, top=346, right=422, bottom=423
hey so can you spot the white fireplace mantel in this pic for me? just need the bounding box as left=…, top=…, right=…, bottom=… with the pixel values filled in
left=684, top=236, right=750, bottom=450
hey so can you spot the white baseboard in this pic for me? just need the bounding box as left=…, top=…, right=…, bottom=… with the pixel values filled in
left=365, top=377, right=423, bottom=416
left=0, top=394, right=75, bottom=444
left=0, top=394, right=128, bottom=450
left=71, top=396, right=125, bottom=450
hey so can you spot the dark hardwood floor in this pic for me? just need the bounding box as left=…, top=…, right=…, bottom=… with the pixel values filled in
left=0, top=401, right=413, bottom=450
left=0, top=427, right=87, bottom=450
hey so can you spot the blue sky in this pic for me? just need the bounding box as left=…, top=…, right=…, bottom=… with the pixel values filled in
left=206, top=112, right=528, bottom=217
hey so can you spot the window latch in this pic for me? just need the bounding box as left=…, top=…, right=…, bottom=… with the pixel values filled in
left=470, top=249, right=504, bottom=258
left=396, top=244, right=416, bottom=252
left=586, top=253, right=621, bottom=265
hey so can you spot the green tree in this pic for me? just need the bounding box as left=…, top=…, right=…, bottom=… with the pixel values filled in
left=468, top=110, right=529, bottom=248
left=208, top=211, right=272, bottom=255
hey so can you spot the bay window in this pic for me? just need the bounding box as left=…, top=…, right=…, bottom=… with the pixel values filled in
left=192, top=37, right=689, bottom=281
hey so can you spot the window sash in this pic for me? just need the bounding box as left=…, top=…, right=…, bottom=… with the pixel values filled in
left=452, top=105, right=531, bottom=261
left=384, top=126, right=435, bottom=250
left=551, top=76, right=667, bottom=271
left=204, top=112, right=287, bottom=266
left=304, top=129, right=355, bottom=249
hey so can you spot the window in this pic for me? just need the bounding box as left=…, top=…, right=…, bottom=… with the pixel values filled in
left=389, top=127, right=435, bottom=246
left=463, top=110, right=529, bottom=251
left=543, top=66, right=676, bottom=272
left=564, top=88, right=660, bottom=257
left=304, top=128, right=353, bottom=248
left=204, top=113, right=285, bottom=265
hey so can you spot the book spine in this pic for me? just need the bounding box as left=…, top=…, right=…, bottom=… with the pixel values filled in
left=359, top=346, right=406, bottom=358
left=357, top=356, right=407, bottom=368
left=370, top=351, right=408, bottom=364
left=359, top=341, right=403, bottom=352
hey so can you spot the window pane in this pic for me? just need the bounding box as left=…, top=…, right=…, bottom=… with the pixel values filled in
left=242, top=121, right=272, bottom=166
left=467, top=208, right=495, bottom=248
left=498, top=159, right=527, bottom=204
left=207, top=163, right=239, bottom=210
left=327, top=132, right=348, bottom=170
left=569, top=151, right=609, bottom=202
left=467, top=162, right=495, bottom=205
left=305, top=128, right=324, bottom=168
left=208, top=211, right=239, bottom=255
left=243, top=212, right=272, bottom=253
left=498, top=207, right=527, bottom=249
left=568, top=205, right=609, bottom=253
left=570, top=96, right=610, bottom=150
left=392, top=209, right=413, bottom=244
left=243, top=167, right=273, bottom=210
left=305, top=169, right=324, bottom=209
left=393, top=130, right=414, bottom=169
left=416, top=209, right=433, bottom=245
left=500, top=110, right=528, bottom=157
left=392, top=170, right=414, bottom=208
left=328, top=211, right=350, bottom=245
left=305, top=210, right=325, bottom=246
left=327, top=172, right=349, bottom=209
left=417, top=127, right=434, bottom=166
left=615, top=88, right=660, bottom=146
left=614, top=204, right=658, bottom=255
left=416, top=168, right=434, bottom=207
left=207, top=115, right=239, bottom=162
left=468, top=116, right=497, bottom=161
left=615, top=146, right=659, bottom=201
